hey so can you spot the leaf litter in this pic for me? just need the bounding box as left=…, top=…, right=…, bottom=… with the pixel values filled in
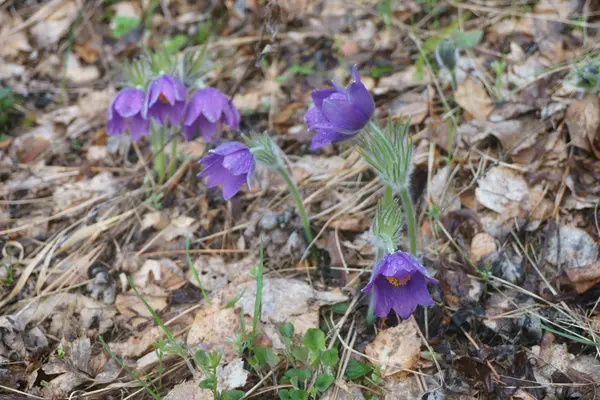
left=2, top=0, right=600, bottom=399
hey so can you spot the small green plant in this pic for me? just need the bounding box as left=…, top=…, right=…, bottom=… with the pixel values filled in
left=0, top=88, right=16, bottom=128
left=377, top=0, right=392, bottom=29
left=162, top=34, right=187, bottom=54
left=491, top=59, right=507, bottom=98
left=111, top=15, right=141, bottom=38
left=194, top=21, right=212, bottom=45
left=145, top=192, right=164, bottom=210
left=56, top=343, right=65, bottom=360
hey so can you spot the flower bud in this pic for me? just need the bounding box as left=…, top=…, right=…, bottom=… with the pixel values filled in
left=435, top=39, right=459, bottom=72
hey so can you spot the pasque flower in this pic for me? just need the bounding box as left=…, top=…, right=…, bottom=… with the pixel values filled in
left=183, top=88, right=240, bottom=141
left=304, top=65, right=375, bottom=149
left=197, top=142, right=255, bottom=200
left=362, top=251, right=438, bottom=319
left=106, top=88, right=149, bottom=141
left=144, top=74, right=186, bottom=125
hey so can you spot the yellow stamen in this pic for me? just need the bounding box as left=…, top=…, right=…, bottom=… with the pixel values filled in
left=386, top=276, right=411, bottom=287
left=159, top=93, right=169, bottom=104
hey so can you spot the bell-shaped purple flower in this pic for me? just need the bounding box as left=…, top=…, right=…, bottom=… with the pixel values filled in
left=183, top=88, right=241, bottom=141
left=144, top=74, right=186, bottom=125
left=106, top=88, right=149, bottom=142
left=304, top=65, right=375, bottom=150
left=362, top=251, right=438, bottom=319
left=197, top=142, right=255, bottom=200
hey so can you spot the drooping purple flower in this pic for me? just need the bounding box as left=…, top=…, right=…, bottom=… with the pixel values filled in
left=304, top=65, right=375, bottom=150
left=106, top=88, right=149, bottom=141
left=362, top=251, right=438, bottom=319
left=144, top=74, right=186, bottom=125
left=183, top=87, right=241, bottom=142
left=197, top=142, right=255, bottom=200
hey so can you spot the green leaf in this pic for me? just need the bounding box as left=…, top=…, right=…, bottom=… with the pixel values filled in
left=253, top=346, right=268, bottom=368
left=195, top=21, right=211, bottom=44
left=314, top=373, right=335, bottom=392
left=280, top=322, right=295, bottom=339
left=452, top=30, right=483, bottom=49
left=111, top=15, right=141, bottom=38
left=225, top=290, right=245, bottom=308
left=320, top=348, right=339, bottom=367
left=282, top=368, right=312, bottom=382
left=291, top=346, right=309, bottom=364
left=345, top=360, right=372, bottom=380
left=303, top=328, right=325, bottom=352
left=222, top=390, right=245, bottom=400
left=199, top=378, right=213, bottom=389
left=331, top=302, right=349, bottom=314
left=278, top=389, right=309, bottom=400
left=162, top=34, right=187, bottom=54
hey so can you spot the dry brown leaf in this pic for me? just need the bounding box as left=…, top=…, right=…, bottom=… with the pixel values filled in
left=365, top=317, right=422, bottom=376
left=53, top=172, right=117, bottom=212
left=188, top=255, right=256, bottom=293
left=388, top=89, right=428, bottom=125
left=475, top=166, right=529, bottom=215
left=108, top=326, right=163, bottom=358
left=64, top=53, right=100, bottom=85
left=29, top=1, right=78, bottom=48
left=429, top=166, right=461, bottom=212
left=470, top=233, right=497, bottom=263
left=564, top=263, right=600, bottom=293
left=115, top=285, right=168, bottom=328
left=455, top=77, right=494, bottom=121
left=187, top=306, right=251, bottom=363
left=164, top=381, right=213, bottom=400
left=375, top=66, right=432, bottom=95
left=133, top=259, right=186, bottom=290
left=565, top=95, right=600, bottom=156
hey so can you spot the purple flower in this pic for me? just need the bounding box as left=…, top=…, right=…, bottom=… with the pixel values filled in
left=144, top=74, right=186, bottom=125
left=362, top=251, right=438, bottom=319
left=304, top=65, right=375, bottom=150
left=197, top=142, right=255, bottom=200
left=106, top=88, right=149, bottom=141
left=183, top=88, right=241, bottom=141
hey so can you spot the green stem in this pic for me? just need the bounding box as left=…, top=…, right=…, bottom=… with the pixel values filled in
left=158, top=128, right=166, bottom=183
left=383, top=186, right=393, bottom=207
left=399, top=187, right=418, bottom=255
left=276, top=166, right=315, bottom=257
left=169, top=137, right=177, bottom=178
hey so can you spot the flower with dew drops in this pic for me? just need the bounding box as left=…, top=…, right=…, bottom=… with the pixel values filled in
left=106, top=88, right=149, bottom=142
left=362, top=251, right=438, bottom=319
left=197, top=142, right=255, bottom=200
left=304, top=65, right=375, bottom=150
left=144, top=74, right=186, bottom=125
left=183, top=87, right=240, bottom=142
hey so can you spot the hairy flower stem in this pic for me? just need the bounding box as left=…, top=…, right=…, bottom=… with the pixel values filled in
left=169, top=138, right=177, bottom=178
left=276, top=166, right=315, bottom=259
left=150, top=124, right=166, bottom=184
left=399, top=187, right=418, bottom=255
left=384, top=185, right=393, bottom=207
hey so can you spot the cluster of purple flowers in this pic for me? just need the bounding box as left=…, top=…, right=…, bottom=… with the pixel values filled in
left=106, top=74, right=240, bottom=143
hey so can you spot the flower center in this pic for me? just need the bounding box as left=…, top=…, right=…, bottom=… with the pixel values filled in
left=386, top=276, right=411, bottom=287
left=158, top=93, right=169, bottom=104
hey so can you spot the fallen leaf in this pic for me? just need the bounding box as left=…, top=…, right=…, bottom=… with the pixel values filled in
left=388, top=89, right=428, bottom=125
left=108, top=326, right=163, bottom=359
left=164, top=381, right=212, bottom=400
left=187, top=255, right=256, bottom=293
left=374, top=66, right=432, bottom=95
left=455, top=77, right=494, bottom=120
left=64, top=53, right=100, bottom=85
left=564, top=263, right=600, bottom=293
left=187, top=306, right=251, bottom=363
left=475, top=166, right=529, bottom=215
left=470, top=232, right=497, bottom=263
left=53, top=172, right=117, bottom=212
left=365, top=317, right=422, bottom=376
left=29, top=1, right=78, bottom=48
left=429, top=166, right=461, bottom=212
left=133, top=259, right=186, bottom=290
left=565, top=95, right=600, bottom=156
left=547, top=226, right=598, bottom=268
left=217, top=358, right=249, bottom=392
left=115, top=285, right=168, bottom=328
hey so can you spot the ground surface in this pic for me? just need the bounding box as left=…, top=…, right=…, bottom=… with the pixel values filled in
left=1, top=0, right=600, bottom=399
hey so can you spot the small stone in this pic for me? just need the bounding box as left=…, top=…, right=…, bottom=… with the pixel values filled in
left=259, top=211, right=278, bottom=230
left=490, top=249, right=524, bottom=284
left=548, top=226, right=598, bottom=268
left=287, top=231, right=306, bottom=260
left=470, top=233, right=497, bottom=262
left=271, top=229, right=288, bottom=245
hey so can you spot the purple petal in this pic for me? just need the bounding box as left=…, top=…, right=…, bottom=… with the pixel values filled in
left=311, top=88, right=337, bottom=109
left=113, top=88, right=145, bottom=118
left=371, top=276, right=396, bottom=317
left=107, top=112, right=126, bottom=136
left=199, top=153, right=221, bottom=167
left=321, top=93, right=370, bottom=132
left=184, top=91, right=205, bottom=126
left=212, top=142, right=249, bottom=156
left=129, top=114, right=150, bottom=142
left=222, top=173, right=247, bottom=200
left=184, top=115, right=218, bottom=142
left=310, top=130, right=355, bottom=150
left=347, top=66, right=375, bottom=120
left=222, top=149, right=254, bottom=175
left=222, top=101, right=240, bottom=130
left=200, top=88, right=227, bottom=123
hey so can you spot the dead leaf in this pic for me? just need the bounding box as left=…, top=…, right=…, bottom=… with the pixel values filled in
left=187, top=255, right=256, bottom=293
left=108, top=326, right=163, bottom=358
left=565, top=95, right=600, bottom=156
left=115, top=285, right=168, bottom=328
left=388, top=89, right=428, bottom=125
left=217, top=358, right=249, bottom=392
left=29, top=1, right=78, bottom=48
left=187, top=306, right=251, bottom=363
left=455, top=77, right=494, bottom=120
left=470, top=233, right=497, bottom=263
left=374, top=66, right=432, bottom=95
left=53, top=172, right=117, bottom=212
left=64, top=53, right=100, bottom=85
left=564, top=263, right=600, bottom=293
left=133, top=259, right=186, bottom=290
left=475, top=166, right=529, bottom=215
left=365, top=317, right=422, bottom=376
left=164, top=381, right=213, bottom=400
left=429, top=166, right=461, bottom=212
left=74, top=40, right=98, bottom=64
left=547, top=226, right=598, bottom=268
